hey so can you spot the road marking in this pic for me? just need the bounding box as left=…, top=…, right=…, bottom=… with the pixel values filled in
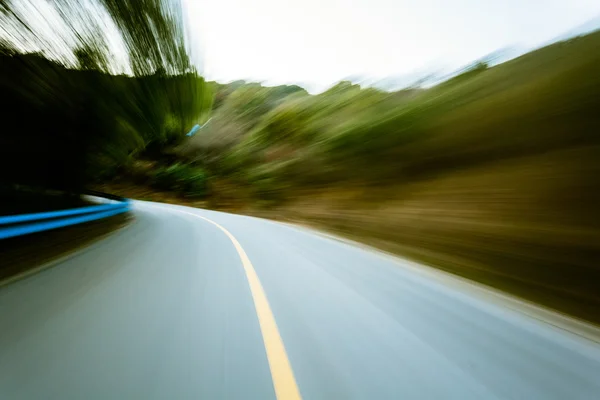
left=176, top=209, right=302, bottom=400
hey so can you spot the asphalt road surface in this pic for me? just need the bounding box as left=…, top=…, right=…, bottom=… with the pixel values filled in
left=1, top=201, right=600, bottom=399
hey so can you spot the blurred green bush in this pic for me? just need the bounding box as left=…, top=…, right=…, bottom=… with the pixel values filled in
left=150, top=163, right=207, bottom=198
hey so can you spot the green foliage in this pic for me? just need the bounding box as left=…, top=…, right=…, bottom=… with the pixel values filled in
left=253, top=100, right=316, bottom=145
left=245, top=162, right=291, bottom=204
left=97, top=0, right=192, bottom=76
left=181, top=81, right=311, bottom=174
left=0, top=0, right=209, bottom=194
left=225, top=86, right=272, bottom=124
left=151, top=163, right=207, bottom=197
left=194, top=31, right=600, bottom=196
left=0, top=51, right=210, bottom=191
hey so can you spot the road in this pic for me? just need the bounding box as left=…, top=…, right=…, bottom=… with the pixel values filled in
left=1, top=201, right=600, bottom=399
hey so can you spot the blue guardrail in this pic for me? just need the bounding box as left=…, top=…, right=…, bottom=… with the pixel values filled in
left=0, top=195, right=130, bottom=240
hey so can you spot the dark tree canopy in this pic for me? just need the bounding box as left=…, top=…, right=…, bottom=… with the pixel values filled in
left=0, top=0, right=210, bottom=192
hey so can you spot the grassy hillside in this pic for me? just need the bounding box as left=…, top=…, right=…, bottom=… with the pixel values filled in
left=166, top=31, right=600, bottom=324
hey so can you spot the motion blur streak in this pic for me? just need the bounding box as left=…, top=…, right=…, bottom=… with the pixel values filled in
left=2, top=1, right=600, bottom=400
left=0, top=0, right=211, bottom=196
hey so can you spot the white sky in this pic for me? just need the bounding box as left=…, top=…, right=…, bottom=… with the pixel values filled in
left=184, top=0, right=600, bottom=92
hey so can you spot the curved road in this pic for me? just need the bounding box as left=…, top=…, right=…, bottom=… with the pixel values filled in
left=1, top=201, right=600, bottom=399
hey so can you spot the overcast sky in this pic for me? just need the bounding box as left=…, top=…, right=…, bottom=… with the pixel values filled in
left=184, top=0, right=600, bottom=92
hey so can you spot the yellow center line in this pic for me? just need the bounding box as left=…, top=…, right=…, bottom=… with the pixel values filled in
left=177, top=209, right=302, bottom=400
